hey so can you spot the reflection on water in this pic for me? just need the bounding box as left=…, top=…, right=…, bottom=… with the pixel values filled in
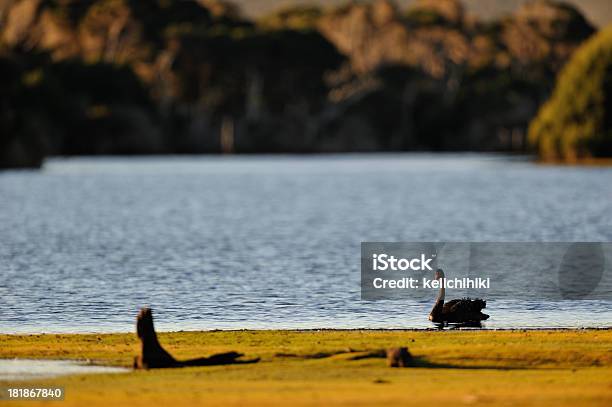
left=0, top=359, right=128, bottom=380
left=0, top=154, right=611, bottom=332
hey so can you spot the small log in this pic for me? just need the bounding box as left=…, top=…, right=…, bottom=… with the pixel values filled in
left=386, top=347, right=413, bottom=367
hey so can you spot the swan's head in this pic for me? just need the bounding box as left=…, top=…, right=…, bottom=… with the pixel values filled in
left=435, top=269, right=445, bottom=280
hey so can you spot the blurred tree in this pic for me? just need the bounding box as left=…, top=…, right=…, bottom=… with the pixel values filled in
left=0, top=0, right=605, bottom=167
left=0, top=54, right=49, bottom=168
left=529, top=26, right=612, bottom=161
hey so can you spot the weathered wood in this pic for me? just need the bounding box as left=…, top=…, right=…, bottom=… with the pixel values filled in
left=386, top=347, right=413, bottom=367
left=133, top=308, right=259, bottom=369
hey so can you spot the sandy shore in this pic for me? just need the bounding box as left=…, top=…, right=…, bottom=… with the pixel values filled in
left=1, top=329, right=611, bottom=406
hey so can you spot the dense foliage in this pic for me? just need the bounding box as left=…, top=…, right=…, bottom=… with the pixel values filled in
left=529, top=27, right=612, bottom=161
left=0, top=0, right=600, bottom=167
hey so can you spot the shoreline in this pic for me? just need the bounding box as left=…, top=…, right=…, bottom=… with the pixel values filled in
left=2, top=326, right=611, bottom=336
left=34, top=152, right=612, bottom=166
left=1, top=329, right=611, bottom=406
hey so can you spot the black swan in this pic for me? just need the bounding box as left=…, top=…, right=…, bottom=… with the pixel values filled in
left=428, top=269, right=489, bottom=324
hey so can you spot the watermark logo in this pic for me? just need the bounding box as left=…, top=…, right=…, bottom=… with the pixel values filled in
left=372, top=253, right=434, bottom=271
left=361, top=242, right=611, bottom=301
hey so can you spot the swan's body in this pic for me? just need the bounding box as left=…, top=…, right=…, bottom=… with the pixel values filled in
left=428, top=270, right=489, bottom=324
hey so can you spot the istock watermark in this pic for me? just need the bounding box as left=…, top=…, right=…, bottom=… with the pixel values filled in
left=361, top=242, right=612, bottom=301
left=371, top=253, right=434, bottom=271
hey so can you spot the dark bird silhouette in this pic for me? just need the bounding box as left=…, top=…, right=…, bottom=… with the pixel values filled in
left=428, top=269, right=489, bottom=324
left=134, top=308, right=259, bottom=369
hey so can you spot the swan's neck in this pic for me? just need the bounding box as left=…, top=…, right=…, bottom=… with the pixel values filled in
left=437, top=285, right=445, bottom=302
left=429, top=280, right=445, bottom=322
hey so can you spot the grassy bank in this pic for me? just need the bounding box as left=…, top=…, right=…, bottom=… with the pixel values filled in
left=1, top=329, right=611, bottom=406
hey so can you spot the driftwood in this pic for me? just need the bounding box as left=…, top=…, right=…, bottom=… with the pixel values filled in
left=133, top=308, right=259, bottom=369
left=386, top=347, right=413, bottom=367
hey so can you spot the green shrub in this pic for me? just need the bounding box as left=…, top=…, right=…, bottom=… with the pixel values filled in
left=528, top=26, right=612, bottom=160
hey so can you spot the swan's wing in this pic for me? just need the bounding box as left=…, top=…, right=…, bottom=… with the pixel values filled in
left=443, top=298, right=486, bottom=314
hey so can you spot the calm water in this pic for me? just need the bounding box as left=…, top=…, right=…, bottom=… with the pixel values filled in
left=0, top=359, right=128, bottom=380
left=0, top=154, right=611, bottom=333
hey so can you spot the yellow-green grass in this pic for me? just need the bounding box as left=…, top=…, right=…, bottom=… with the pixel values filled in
left=1, top=329, right=611, bottom=406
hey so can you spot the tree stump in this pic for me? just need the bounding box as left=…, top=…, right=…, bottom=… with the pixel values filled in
left=134, top=307, right=259, bottom=369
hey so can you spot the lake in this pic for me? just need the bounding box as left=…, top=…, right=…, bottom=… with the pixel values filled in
left=0, top=154, right=611, bottom=332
